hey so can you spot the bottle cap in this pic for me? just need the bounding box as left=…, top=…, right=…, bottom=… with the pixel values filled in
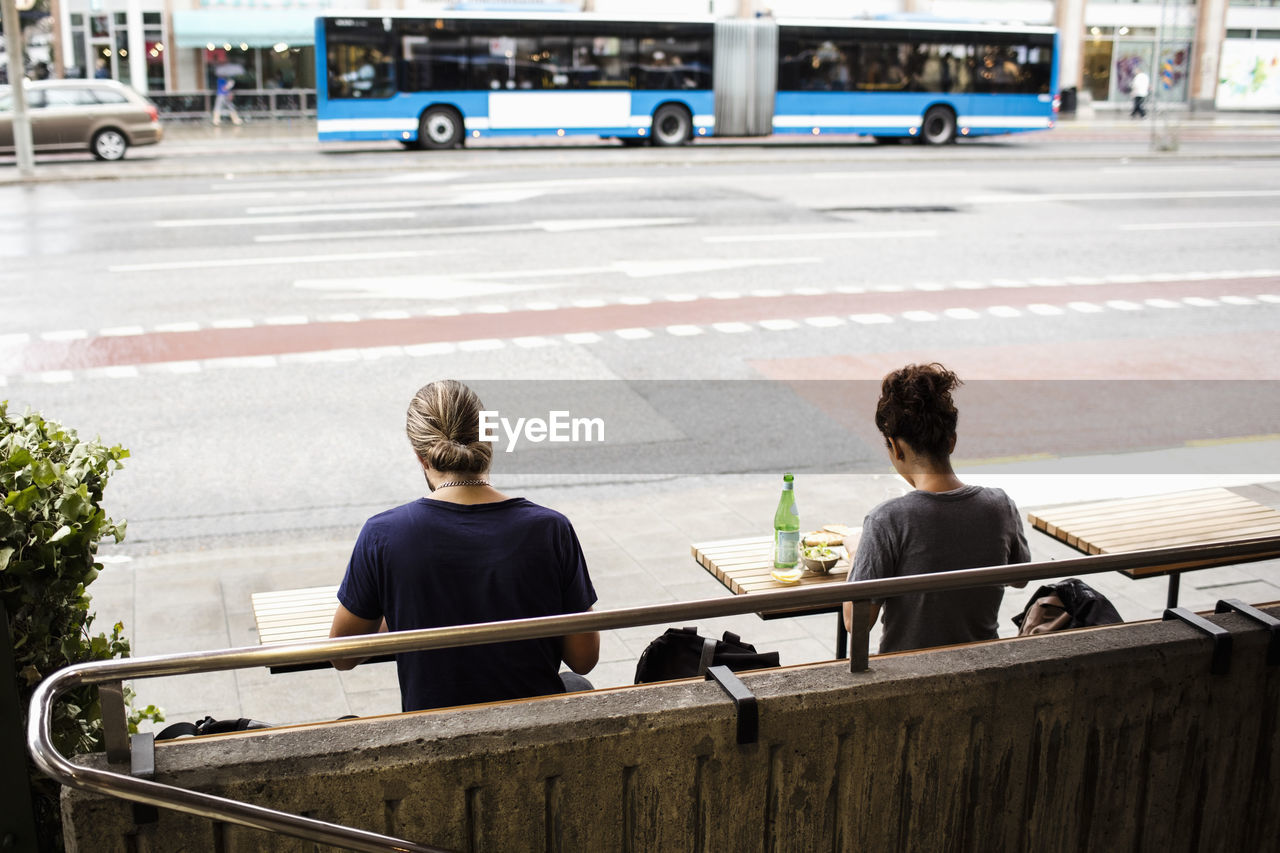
left=783, top=473, right=793, bottom=482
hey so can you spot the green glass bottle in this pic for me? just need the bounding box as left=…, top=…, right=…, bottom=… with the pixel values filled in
left=773, top=473, right=800, bottom=569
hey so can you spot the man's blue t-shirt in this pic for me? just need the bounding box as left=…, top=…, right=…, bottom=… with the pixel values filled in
left=337, top=497, right=597, bottom=711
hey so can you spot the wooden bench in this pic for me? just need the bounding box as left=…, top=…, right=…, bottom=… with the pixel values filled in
left=250, top=586, right=380, bottom=674
left=1028, top=486, right=1280, bottom=606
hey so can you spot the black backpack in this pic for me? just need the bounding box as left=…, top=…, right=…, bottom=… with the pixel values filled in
left=634, top=627, right=780, bottom=684
left=1013, top=578, right=1123, bottom=635
left=155, top=716, right=273, bottom=740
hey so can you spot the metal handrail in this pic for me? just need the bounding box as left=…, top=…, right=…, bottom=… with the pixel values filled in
left=28, top=535, right=1280, bottom=853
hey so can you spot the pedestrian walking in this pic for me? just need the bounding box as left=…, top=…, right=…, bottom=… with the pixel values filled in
left=211, top=76, right=243, bottom=126
left=1130, top=67, right=1150, bottom=119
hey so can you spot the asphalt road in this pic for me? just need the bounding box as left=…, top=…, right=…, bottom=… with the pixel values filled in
left=2, top=131, right=1279, bottom=549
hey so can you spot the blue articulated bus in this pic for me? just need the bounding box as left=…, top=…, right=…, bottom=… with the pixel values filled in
left=314, top=12, right=1057, bottom=149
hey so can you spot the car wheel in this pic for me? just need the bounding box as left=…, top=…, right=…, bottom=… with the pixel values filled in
left=920, top=107, right=957, bottom=146
left=651, top=104, right=691, bottom=147
left=418, top=107, right=463, bottom=150
left=92, top=129, right=128, bottom=161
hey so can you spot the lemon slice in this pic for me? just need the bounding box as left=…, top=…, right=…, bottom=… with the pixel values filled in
left=771, top=567, right=803, bottom=584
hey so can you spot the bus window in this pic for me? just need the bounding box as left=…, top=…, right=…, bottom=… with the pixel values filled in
left=577, top=36, right=632, bottom=88
left=854, top=41, right=911, bottom=91
left=778, top=37, right=853, bottom=91
left=398, top=19, right=468, bottom=91
left=325, top=19, right=395, bottom=99
left=974, top=43, right=1052, bottom=94
left=908, top=43, right=972, bottom=94
left=635, top=35, right=711, bottom=89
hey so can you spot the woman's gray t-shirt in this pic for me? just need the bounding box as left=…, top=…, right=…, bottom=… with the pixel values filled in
left=849, top=485, right=1030, bottom=654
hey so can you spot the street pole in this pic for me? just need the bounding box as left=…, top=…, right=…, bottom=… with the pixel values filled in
left=1, top=0, right=36, bottom=176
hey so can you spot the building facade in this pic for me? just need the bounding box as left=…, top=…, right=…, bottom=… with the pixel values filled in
left=50, top=0, right=1280, bottom=109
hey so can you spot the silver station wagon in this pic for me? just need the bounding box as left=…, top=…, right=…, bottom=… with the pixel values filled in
left=0, top=79, right=163, bottom=161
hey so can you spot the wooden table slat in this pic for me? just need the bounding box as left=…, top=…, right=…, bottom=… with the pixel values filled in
left=1033, top=494, right=1260, bottom=535
left=1036, top=498, right=1262, bottom=539
left=1028, top=488, right=1232, bottom=525
left=1058, top=506, right=1280, bottom=546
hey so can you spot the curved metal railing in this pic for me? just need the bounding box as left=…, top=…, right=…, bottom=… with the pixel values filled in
left=28, top=535, right=1280, bottom=853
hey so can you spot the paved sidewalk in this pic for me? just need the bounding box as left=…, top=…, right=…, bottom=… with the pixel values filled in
left=3, top=109, right=1279, bottom=185
left=85, top=473, right=1280, bottom=731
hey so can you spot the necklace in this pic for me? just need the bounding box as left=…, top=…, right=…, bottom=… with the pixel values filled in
left=435, top=479, right=490, bottom=489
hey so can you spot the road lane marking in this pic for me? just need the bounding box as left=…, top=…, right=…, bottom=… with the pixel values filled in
left=704, top=230, right=935, bottom=243
left=157, top=212, right=416, bottom=227
left=109, top=250, right=434, bottom=273
left=154, top=322, right=201, bottom=333
left=208, top=172, right=470, bottom=191
left=41, top=330, right=88, bottom=341
left=100, top=326, right=146, bottom=337
left=8, top=290, right=1278, bottom=385
left=968, top=190, right=1280, bottom=204
left=1121, top=220, right=1280, bottom=231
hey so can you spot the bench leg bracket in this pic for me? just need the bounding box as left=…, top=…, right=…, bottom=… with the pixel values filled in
left=1163, top=607, right=1232, bottom=675
left=705, top=665, right=758, bottom=745
left=1215, top=599, right=1280, bottom=666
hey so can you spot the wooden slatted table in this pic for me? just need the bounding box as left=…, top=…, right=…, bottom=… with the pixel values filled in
left=251, top=586, right=392, bottom=673
left=691, top=534, right=854, bottom=657
left=1028, top=487, right=1280, bottom=606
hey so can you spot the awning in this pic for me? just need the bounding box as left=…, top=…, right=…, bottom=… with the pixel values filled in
left=172, top=10, right=316, bottom=50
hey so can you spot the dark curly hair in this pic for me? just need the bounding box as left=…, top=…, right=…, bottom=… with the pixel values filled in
left=874, top=363, right=963, bottom=462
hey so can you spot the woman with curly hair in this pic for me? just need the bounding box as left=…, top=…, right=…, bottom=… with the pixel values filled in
left=843, top=363, right=1030, bottom=654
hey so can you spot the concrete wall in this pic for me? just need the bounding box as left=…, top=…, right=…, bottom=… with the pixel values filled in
left=63, top=605, right=1280, bottom=852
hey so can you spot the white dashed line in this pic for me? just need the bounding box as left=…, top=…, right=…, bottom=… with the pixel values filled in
left=712, top=322, right=754, bottom=334
left=850, top=313, right=894, bottom=324
left=523, top=302, right=558, bottom=312
left=206, top=356, right=278, bottom=369
left=323, top=314, right=362, bottom=324
left=95, top=366, right=140, bottom=379
left=163, top=362, right=202, bottom=374
left=804, top=316, right=844, bottom=328
left=914, top=282, right=946, bottom=291
left=264, top=316, right=309, bottom=326
left=1182, top=297, right=1219, bottom=307
left=476, top=304, right=511, bottom=314
left=457, top=338, right=507, bottom=351
left=1144, top=299, right=1182, bottom=309
left=1219, top=295, right=1257, bottom=305
left=512, top=336, right=558, bottom=349
left=615, top=328, right=654, bottom=340
left=212, top=318, right=256, bottom=329
left=903, top=310, right=938, bottom=322
left=619, top=296, right=652, bottom=305
left=100, top=326, right=146, bottom=337
left=667, top=325, right=703, bottom=336
left=874, top=284, right=905, bottom=293
left=1028, top=278, right=1064, bottom=288
left=944, top=308, right=982, bottom=320
left=665, top=294, right=698, bottom=303
left=371, top=310, right=412, bottom=320
left=987, top=306, right=1022, bottom=318
left=794, top=287, right=826, bottom=296
left=0, top=334, right=31, bottom=346
left=154, top=321, right=201, bottom=333
left=1067, top=302, right=1104, bottom=313
left=750, top=288, right=785, bottom=298
left=572, top=299, right=607, bottom=308
left=1258, top=294, right=1280, bottom=304
left=953, top=281, right=985, bottom=290
left=991, top=279, right=1025, bottom=288
left=41, top=330, right=88, bottom=342
left=404, top=342, right=458, bottom=356
left=759, top=319, right=801, bottom=331
left=40, top=371, right=74, bottom=383
left=1105, top=300, right=1143, bottom=311
left=709, top=291, right=741, bottom=300
left=1028, top=304, right=1065, bottom=316
left=359, top=347, right=405, bottom=360
left=835, top=285, right=865, bottom=294
left=563, top=332, right=602, bottom=344
left=282, top=350, right=362, bottom=364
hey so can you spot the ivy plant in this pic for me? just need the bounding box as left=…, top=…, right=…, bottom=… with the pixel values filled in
left=1, top=401, right=162, bottom=850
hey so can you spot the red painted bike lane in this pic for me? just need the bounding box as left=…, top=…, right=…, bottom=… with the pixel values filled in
left=3, top=275, right=1277, bottom=375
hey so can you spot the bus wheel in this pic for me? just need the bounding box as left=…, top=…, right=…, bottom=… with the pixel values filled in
left=419, top=107, right=463, bottom=150
left=651, top=105, right=691, bottom=147
left=920, top=107, right=957, bottom=145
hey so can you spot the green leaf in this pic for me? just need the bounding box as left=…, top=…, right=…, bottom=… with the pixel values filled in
left=49, top=525, right=74, bottom=544
left=5, top=485, right=41, bottom=513
left=0, top=546, right=12, bottom=571
left=31, top=458, right=58, bottom=487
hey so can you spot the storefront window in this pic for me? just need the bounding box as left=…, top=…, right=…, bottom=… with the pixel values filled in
left=263, top=46, right=313, bottom=89
left=1082, top=25, right=1191, bottom=103
left=146, top=28, right=165, bottom=91
left=205, top=46, right=259, bottom=92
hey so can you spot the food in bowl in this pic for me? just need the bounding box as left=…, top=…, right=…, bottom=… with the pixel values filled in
left=801, top=546, right=840, bottom=574
left=802, top=531, right=844, bottom=549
